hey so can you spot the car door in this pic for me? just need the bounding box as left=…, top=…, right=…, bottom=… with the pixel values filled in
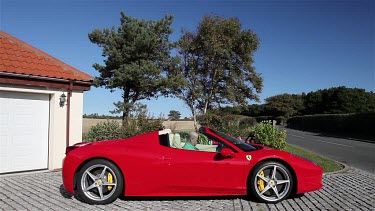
left=164, top=147, right=247, bottom=196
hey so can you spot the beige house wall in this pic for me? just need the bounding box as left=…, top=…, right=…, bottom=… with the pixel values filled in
left=0, top=84, right=85, bottom=170
left=69, top=92, right=83, bottom=146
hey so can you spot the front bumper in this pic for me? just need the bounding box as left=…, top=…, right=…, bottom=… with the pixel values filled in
left=295, top=160, right=323, bottom=194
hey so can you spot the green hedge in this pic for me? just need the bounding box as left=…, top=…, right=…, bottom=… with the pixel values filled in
left=287, top=113, right=375, bottom=138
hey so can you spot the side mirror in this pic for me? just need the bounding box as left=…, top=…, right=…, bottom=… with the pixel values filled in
left=220, top=148, right=234, bottom=157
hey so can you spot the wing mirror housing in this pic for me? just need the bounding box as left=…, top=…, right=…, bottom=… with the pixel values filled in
left=220, top=148, right=234, bottom=157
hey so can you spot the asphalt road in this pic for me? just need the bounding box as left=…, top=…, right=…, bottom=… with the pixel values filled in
left=284, top=128, right=375, bottom=173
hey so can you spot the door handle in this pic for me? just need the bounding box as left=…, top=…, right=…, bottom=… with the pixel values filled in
left=161, top=156, right=171, bottom=160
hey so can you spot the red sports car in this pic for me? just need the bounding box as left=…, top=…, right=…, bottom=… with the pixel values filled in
left=62, top=127, right=323, bottom=205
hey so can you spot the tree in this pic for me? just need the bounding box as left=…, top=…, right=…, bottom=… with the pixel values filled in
left=265, top=94, right=305, bottom=117
left=89, top=12, right=174, bottom=125
left=207, top=86, right=375, bottom=118
left=242, top=104, right=271, bottom=117
left=170, top=15, right=263, bottom=129
left=168, top=110, right=181, bottom=120
left=303, top=86, right=375, bottom=114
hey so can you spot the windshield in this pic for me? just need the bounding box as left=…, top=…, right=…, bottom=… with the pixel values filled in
left=209, top=129, right=257, bottom=152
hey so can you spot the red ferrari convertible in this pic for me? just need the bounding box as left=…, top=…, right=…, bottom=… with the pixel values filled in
left=62, top=127, right=323, bottom=205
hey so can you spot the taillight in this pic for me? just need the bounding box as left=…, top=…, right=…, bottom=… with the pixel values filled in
left=65, top=146, right=78, bottom=154
left=65, top=142, right=91, bottom=154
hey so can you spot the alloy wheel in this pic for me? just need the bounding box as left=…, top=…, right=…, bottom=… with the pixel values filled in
left=80, top=164, right=118, bottom=201
left=254, top=164, right=291, bottom=202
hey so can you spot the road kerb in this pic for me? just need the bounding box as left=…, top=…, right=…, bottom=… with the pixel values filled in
left=323, top=160, right=350, bottom=175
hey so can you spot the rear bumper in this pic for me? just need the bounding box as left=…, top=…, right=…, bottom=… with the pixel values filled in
left=62, top=155, right=78, bottom=194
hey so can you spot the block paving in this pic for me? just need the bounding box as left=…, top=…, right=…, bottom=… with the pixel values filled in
left=0, top=168, right=374, bottom=210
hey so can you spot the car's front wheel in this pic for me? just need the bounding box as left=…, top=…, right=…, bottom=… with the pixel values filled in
left=76, top=159, right=124, bottom=205
left=249, top=161, right=293, bottom=203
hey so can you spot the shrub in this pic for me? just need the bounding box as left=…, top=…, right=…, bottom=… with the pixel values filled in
left=83, top=104, right=163, bottom=142
left=254, top=116, right=286, bottom=125
left=83, top=121, right=122, bottom=142
left=255, top=116, right=273, bottom=123
left=239, top=117, right=257, bottom=128
left=198, top=133, right=210, bottom=144
left=252, top=122, right=287, bottom=149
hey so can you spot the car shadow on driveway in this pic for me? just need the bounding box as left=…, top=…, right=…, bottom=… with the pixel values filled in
left=58, top=184, right=258, bottom=202
left=59, top=183, right=304, bottom=203
left=120, top=195, right=247, bottom=202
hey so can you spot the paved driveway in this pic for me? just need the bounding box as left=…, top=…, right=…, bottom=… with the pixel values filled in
left=0, top=168, right=374, bottom=210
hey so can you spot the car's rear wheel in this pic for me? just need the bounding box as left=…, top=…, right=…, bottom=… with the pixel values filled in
left=249, top=161, right=293, bottom=203
left=76, top=159, right=123, bottom=205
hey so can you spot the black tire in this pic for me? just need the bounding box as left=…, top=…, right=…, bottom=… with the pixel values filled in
left=249, top=161, right=293, bottom=203
left=75, top=159, right=124, bottom=205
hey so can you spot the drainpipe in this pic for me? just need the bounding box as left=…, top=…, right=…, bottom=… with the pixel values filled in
left=66, top=82, right=73, bottom=147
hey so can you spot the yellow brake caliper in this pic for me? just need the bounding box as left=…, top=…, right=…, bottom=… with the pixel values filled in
left=257, top=171, right=265, bottom=191
left=107, top=173, right=113, bottom=191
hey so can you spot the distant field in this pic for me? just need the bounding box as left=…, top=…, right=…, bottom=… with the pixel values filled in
left=83, top=118, right=196, bottom=134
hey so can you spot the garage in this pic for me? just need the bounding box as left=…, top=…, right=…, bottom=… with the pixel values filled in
left=0, top=30, right=93, bottom=174
left=0, top=91, right=50, bottom=174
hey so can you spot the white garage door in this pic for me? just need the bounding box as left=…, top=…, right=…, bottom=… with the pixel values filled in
left=0, top=91, right=49, bottom=174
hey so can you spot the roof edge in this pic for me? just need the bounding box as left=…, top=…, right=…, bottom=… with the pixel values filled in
left=0, top=71, right=93, bottom=85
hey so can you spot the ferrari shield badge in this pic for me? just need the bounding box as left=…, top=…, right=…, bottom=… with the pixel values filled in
left=246, top=155, right=252, bottom=161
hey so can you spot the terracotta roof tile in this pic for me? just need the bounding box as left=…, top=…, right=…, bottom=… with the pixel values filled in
left=0, top=30, right=93, bottom=82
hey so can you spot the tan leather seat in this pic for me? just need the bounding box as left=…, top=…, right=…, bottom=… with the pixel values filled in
left=169, top=133, right=175, bottom=147
left=171, top=133, right=183, bottom=149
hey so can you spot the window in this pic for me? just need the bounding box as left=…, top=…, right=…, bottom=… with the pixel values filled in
left=167, top=132, right=227, bottom=152
left=209, top=129, right=257, bottom=152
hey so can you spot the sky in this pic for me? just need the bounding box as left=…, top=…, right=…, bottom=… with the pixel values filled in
left=1, top=0, right=374, bottom=118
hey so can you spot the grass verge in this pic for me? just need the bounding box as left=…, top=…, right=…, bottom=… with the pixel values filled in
left=284, top=144, right=342, bottom=173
